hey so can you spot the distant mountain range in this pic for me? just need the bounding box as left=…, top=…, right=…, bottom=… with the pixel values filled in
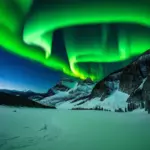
left=0, top=91, right=55, bottom=108
left=1, top=50, right=150, bottom=113
left=0, top=89, right=43, bottom=98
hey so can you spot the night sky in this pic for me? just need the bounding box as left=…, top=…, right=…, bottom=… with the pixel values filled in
left=0, top=0, right=150, bottom=92
left=0, top=47, right=61, bottom=92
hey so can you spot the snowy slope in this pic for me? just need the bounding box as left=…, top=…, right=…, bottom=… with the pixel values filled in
left=56, top=90, right=129, bottom=111
left=41, top=91, right=69, bottom=105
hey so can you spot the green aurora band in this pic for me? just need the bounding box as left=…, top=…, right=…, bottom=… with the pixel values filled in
left=1, top=0, right=150, bottom=80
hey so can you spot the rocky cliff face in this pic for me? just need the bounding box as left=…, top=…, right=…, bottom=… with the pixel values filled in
left=91, top=50, right=150, bottom=113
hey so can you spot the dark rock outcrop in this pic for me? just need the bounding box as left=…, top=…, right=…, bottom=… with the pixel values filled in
left=83, top=78, right=94, bottom=85
left=91, top=72, right=121, bottom=101
left=45, top=89, right=55, bottom=97
left=52, top=82, right=70, bottom=92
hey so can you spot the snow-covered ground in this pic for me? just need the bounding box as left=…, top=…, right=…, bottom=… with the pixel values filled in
left=0, top=106, right=150, bottom=150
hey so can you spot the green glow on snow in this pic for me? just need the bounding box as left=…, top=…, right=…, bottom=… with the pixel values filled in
left=0, top=0, right=150, bottom=80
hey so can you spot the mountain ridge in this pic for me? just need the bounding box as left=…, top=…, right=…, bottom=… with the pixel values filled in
left=38, top=50, right=150, bottom=113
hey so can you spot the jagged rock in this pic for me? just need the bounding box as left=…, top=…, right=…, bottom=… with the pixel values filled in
left=127, top=74, right=150, bottom=112
left=46, top=89, right=55, bottom=97
left=119, top=63, right=143, bottom=94
left=52, top=82, right=70, bottom=92
left=83, top=78, right=94, bottom=84
left=127, top=88, right=143, bottom=104
left=91, top=74, right=121, bottom=101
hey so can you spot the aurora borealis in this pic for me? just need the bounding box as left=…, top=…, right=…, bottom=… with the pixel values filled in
left=1, top=0, right=150, bottom=82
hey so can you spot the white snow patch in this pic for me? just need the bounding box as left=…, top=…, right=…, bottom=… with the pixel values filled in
left=56, top=99, right=85, bottom=109
left=136, top=78, right=147, bottom=91
left=132, top=108, right=147, bottom=114
left=73, top=98, right=100, bottom=109
left=99, top=90, right=129, bottom=111
left=41, top=91, right=69, bottom=105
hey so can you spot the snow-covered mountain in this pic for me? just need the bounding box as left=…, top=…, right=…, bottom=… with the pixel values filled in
left=0, top=89, right=45, bottom=99
left=40, top=78, right=95, bottom=108
left=40, top=77, right=129, bottom=112
left=39, top=50, right=150, bottom=113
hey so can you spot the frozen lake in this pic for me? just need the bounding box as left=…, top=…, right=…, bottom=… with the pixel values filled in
left=0, top=106, right=150, bottom=150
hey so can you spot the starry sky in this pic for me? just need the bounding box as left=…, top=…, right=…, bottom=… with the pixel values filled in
left=0, top=0, right=150, bottom=92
